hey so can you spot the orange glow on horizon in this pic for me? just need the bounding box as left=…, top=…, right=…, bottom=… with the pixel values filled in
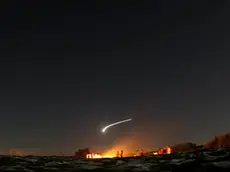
left=87, top=132, right=164, bottom=159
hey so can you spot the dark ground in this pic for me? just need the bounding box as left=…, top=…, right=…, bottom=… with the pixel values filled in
left=0, top=148, right=230, bottom=172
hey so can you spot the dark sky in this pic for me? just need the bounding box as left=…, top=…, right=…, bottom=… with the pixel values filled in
left=0, top=1, right=230, bottom=155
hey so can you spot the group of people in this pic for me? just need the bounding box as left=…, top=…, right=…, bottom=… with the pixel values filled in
left=116, top=149, right=145, bottom=158
left=116, top=150, right=124, bottom=158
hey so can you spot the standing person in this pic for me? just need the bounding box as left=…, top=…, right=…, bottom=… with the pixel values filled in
left=120, top=150, right=123, bottom=158
left=116, top=151, right=120, bottom=157
left=140, top=149, right=144, bottom=156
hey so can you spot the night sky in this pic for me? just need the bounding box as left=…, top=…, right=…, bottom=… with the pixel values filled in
left=0, top=1, right=230, bottom=155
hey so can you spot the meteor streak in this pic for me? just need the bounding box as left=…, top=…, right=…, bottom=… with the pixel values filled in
left=101, top=118, right=132, bottom=133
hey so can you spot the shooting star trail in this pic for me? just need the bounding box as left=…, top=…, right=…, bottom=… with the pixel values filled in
left=101, top=118, right=132, bottom=133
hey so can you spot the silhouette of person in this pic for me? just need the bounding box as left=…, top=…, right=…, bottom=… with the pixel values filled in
left=120, top=150, right=123, bottom=158
left=116, top=151, right=120, bottom=157
left=140, top=149, right=144, bottom=156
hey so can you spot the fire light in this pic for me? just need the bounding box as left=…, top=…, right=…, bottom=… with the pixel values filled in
left=86, top=153, right=102, bottom=159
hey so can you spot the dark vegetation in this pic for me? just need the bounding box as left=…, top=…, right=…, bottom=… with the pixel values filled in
left=171, top=142, right=199, bottom=153
left=170, top=133, right=230, bottom=153
left=74, top=148, right=90, bottom=158
left=204, top=133, right=230, bottom=148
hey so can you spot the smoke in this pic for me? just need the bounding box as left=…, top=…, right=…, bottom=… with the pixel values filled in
left=102, top=132, right=144, bottom=157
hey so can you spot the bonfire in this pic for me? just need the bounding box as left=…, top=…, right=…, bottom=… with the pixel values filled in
left=86, top=153, right=102, bottom=159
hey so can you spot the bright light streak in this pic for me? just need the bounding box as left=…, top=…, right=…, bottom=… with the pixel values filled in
left=101, top=118, right=132, bottom=133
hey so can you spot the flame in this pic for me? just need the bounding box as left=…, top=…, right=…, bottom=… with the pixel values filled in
left=86, top=153, right=102, bottom=159
left=86, top=146, right=172, bottom=159
left=86, top=132, right=172, bottom=159
left=86, top=153, right=114, bottom=159
left=102, top=152, right=116, bottom=158
left=101, top=135, right=139, bottom=158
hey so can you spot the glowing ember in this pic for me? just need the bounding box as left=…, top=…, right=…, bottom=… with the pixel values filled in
left=86, top=153, right=102, bottom=159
